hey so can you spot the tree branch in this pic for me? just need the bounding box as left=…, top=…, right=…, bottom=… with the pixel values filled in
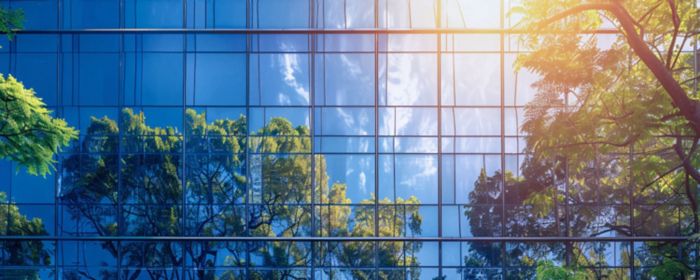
left=534, top=1, right=700, bottom=136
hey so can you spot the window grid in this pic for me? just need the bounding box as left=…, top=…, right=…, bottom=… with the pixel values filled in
left=0, top=0, right=698, bottom=279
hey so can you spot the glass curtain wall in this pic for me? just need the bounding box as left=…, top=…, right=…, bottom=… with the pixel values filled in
left=0, top=0, right=697, bottom=279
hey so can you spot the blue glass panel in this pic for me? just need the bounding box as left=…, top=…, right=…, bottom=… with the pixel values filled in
left=323, top=155, right=375, bottom=202
left=15, top=35, right=59, bottom=53
left=63, top=0, right=120, bottom=28
left=253, top=0, right=309, bottom=28
left=317, top=107, right=374, bottom=136
left=77, top=34, right=121, bottom=52
left=11, top=167, right=55, bottom=203
left=14, top=54, right=58, bottom=106
left=194, top=53, right=246, bottom=106
left=77, top=54, right=120, bottom=106
left=194, top=34, right=247, bottom=52
left=140, top=53, right=184, bottom=106
left=8, top=0, right=58, bottom=29
left=317, top=54, right=374, bottom=106
left=250, top=53, right=310, bottom=106
left=320, top=0, right=374, bottom=29
left=126, top=0, right=183, bottom=28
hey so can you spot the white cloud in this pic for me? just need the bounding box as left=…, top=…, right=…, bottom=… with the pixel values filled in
left=399, top=156, right=437, bottom=189
left=276, top=45, right=309, bottom=105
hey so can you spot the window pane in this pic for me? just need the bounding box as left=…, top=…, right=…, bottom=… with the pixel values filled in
left=317, top=107, right=374, bottom=136
left=250, top=54, right=310, bottom=106
left=321, top=0, right=374, bottom=29
left=317, top=54, right=375, bottom=106
left=194, top=54, right=246, bottom=106
left=63, top=0, right=120, bottom=28
left=382, top=54, right=437, bottom=106
left=442, top=54, right=500, bottom=106
left=253, top=0, right=310, bottom=28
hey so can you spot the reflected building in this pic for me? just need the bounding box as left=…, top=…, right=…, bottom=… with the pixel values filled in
left=0, top=0, right=698, bottom=279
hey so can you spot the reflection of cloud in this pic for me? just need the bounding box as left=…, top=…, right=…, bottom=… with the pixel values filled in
left=385, top=55, right=436, bottom=138
left=334, top=107, right=369, bottom=135
left=340, top=54, right=362, bottom=76
left=388, top=54, right=423, bottom=106
left=399, top=156, right=437, bottom=188
left=359, top=171, right=367, bottom=194
left=276, top=44, right=309, bottom=105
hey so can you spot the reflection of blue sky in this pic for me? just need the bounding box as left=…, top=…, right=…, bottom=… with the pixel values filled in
left=318, top=108, right=374, bottom=136
left=318, top=54, right=375, bottom=106
left=324, top=155, right=374, bottom=202
left=383, top=54, right=437, bottom=106
left=443, top=0, right=500, bottom=28
left=253, top=0, right=310, bottom=28
left=379, top=155, right=438, bottom=204
left=442, top=54, right=500, bottom=106
left=256, top=53, right=310, bottom=105
left=320, top=0, right=374, bottom=29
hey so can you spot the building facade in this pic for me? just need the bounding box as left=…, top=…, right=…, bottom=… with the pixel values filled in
left=0, top=0, right=698, bottom=279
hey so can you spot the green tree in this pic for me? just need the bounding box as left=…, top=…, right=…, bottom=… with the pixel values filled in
left=0, top=7, right=22, bottom=41
left=465, top=0, right=700, bottom=278
left=0, top=74, right=77, bottom=175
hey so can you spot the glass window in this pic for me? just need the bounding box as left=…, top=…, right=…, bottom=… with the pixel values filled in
left=317, top=54, right=375, bottom=106
left=63, top=0, right=120, bottom=28
left=441, top=0, right=500, bottom=28
left=382, top=54, right=437, bottom=106
left=320, top=0, right=374, bottom=29
left=379, top=155, right=438, bottom=204
left=11, top=169, right=55, bottom=203
left=127, top=0, right=183, bottom=28
left=442, top=54, right=500, bottom=105
left=441, top=34, right=501, bottom=52
left=14, top=54, right=58, bottom=106
left=384, top=34, right=437, bottom=52
left=316, top=137, right=374, bottom=153
left=442, top=108, right=501, bottom=136
left=193, top=34, right=247, bottom=52
left=505, top=54, right=540, bottom=106
left=77, top=54, right=120, bottom=106
left=380, top=0, right=437, bottom=28
left=322, top=155, right=375, bottom=203
left=77, top=34, right=121, bottom=52
left=9, top=0, right=58, bottom=29
left=192, top=0, right=247, bottom=28
left=139, top=53, right=184, bottom=106
left=317, top=34, right=375, bottom=52
left=317, top=107, right=374, bottom=136
left=380, top=107, right=438, bottom=136
left=15, top=35, right=59, bottom=53
left=253, top=0, right=310, bottom=28
left=193, top=53, right=246, bottom=106
left=250, top=53, right=310, bottom=106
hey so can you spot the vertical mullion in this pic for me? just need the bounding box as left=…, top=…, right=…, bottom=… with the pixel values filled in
left=116, top=0, right=125, bottom=277
left=499, top=0, right=507, bottom=278
left=436, top=1, right=443, bottom=279
left=373, top=0, right=380, bottom=278
left=181, top=0, right=188, bottom=278
left=245, top=1, right=252, bottom=278
left=309, top=0, right=316, bottom=279
left=54, top=1, right=62, bottom=278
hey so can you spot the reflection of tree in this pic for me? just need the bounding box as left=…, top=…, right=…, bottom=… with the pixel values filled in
left=60, top=108, right=422, bottom=279
left=0, top=192, right=50, bottom=280
left=465, top=155, right=697, bottom=278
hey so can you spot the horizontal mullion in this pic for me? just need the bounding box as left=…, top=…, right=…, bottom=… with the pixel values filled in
left=0, top=236, right=689, bottom=242
left=13, top=28, right=622, bottom=35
